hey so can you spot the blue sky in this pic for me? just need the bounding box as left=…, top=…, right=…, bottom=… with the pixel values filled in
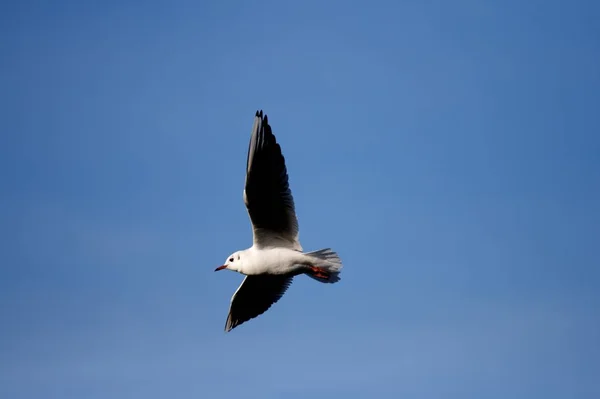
left=1, top=0, right=599, bottom=397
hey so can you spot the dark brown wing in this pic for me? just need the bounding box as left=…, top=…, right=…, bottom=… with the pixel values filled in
left=243, top=110, right=301, bottom=250
left=225, top=274, right=294, bottom=332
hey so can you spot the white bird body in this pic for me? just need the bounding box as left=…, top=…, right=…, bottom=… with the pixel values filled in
left=230, top=247, right=308, bottom=276
left=215, top=110, right=343, bottom=332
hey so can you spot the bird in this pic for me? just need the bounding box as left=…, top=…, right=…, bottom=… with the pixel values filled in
left=215, top=110, right=343, bottom=332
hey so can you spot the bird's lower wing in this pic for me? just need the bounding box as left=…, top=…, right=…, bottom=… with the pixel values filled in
left=225, top=274, right=293, bottom=332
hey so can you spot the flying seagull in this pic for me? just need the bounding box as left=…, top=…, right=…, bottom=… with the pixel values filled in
left=215, top=110, right=343, bottom=332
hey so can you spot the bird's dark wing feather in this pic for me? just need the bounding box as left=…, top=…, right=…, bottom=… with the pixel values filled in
left=225, top=274, right=294, bottom=332
left=243, top=110, right=301, bottom=250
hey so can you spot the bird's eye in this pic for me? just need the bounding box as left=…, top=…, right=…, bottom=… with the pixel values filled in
left=229, top=257, right=234, bottom=262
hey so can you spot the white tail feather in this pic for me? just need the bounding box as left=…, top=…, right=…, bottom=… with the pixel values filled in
left=305, top=248, right=343, bottom=284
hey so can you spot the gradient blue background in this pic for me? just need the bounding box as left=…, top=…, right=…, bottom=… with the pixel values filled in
left=1, top=0, right=599, bottom=398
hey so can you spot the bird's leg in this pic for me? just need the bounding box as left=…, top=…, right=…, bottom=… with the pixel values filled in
left=309, top=266, right=330, bottom=280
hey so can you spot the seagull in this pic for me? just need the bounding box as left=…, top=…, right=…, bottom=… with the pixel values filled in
left=215, top=110, right=343, bottom=332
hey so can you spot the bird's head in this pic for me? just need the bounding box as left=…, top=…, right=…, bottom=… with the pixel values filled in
left=215, top=251, right=242, bottom=272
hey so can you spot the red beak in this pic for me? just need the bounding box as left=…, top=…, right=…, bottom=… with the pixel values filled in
left=214, top=265, right=227, bottom=272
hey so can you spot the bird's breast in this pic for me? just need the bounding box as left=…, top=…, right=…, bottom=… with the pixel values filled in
left=244, top=247, right=304, bottom=275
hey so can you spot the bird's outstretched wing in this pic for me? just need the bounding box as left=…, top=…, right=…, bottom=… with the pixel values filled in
left=225, top=274, right=294, bottom=332
left=243, top=110, right=301, bottom=250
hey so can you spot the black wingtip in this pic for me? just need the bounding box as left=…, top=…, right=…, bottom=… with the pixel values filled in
left=224, top=320, right=237, bottom=333
left=255, top=109, right=268, bottom=123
